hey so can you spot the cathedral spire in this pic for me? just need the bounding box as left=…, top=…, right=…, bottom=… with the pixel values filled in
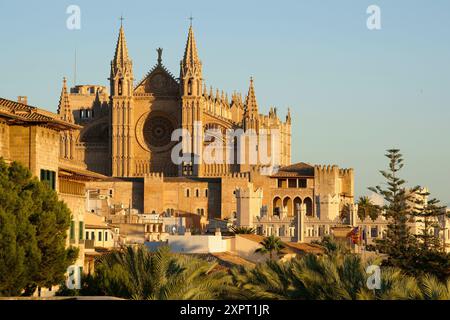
left=182, top=25, right=200, bottom=70
left=243, top=77, right=259, bottom=131
left=57, top=77, right=73, bottom=123
left=110, top=21, right=133, bottom=97
left=113, top=23, right=130, bottom=67
left=245, top=77, right=258, bottom=115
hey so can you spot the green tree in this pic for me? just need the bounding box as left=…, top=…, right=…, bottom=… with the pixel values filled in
left=369, top=149, right=419, bottom=273
left=0, top=159, right=76, bottom=296
left=410, top=188, right=447, bottom=251
left=83, top=246, right=231, bottom=300
left=408, top=189, right=450, bottom=279
left=254, top=235, right=285, bottom=260
left=231, top=238, right=450, bottom=300
left=230, top=226, right=256, bottom=234
left=357, top=196, right=381, bottom=221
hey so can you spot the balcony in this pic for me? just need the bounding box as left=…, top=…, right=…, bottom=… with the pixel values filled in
left=85, top=239, right=95, bottom=249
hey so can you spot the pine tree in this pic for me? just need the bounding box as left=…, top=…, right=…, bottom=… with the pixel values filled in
left=0, top=158, right=76, bottom=296
left=369, top=149, right=418, bottom=272
left=410, top=188, right=447, bottom=251
left=409, top=188, right=450, bottom=279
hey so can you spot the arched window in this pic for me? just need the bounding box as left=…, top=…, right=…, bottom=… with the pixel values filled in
left=304, top=197, right=313, bottom=216
left=186, top=189, right=190, bottom=198
left=118, top=79, right=123, bottom=96
left=293, top=197, right=302, bottom=215
left=283, top=197, right=293, bottom=217
left=273, top=197, right=282, bottom=217
left=187, top=79, right=193, bottom=96
left=195, top=189, right=199, bottom=197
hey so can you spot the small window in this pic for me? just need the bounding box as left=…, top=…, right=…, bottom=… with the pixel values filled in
left=85, top=231, right=89, bottom=240
left=298, top=179, right=307, bottom=188
left=277, top=179, right=285, bottom=188
left=205, top=189, right=208, bottom=198
left=40, top=169, right=56, bottom=190
left=105, top=231, right=108, bottom=242
left=195, top=189, right=199, bottom=197
left=288, top=179, right=297, bottom=188
left=186, top=189, right=190, bottom=198
left=91, top=231, right=94, bottom=240
left=371, top=227, right=378, bottom=238
left=118, top=79, right=123, bottom=96
left=98, top=231, right=102, bottom=241
left=187, top=79, right=193, bottom=96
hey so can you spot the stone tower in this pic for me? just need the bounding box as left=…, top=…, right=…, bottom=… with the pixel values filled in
left=240, top=78, right=260, bottom=172
left=57, top=77, right=75, bottom=160
left=110, top=22, right=134, bottom=177
left=180, top=24, right=204, bottom=176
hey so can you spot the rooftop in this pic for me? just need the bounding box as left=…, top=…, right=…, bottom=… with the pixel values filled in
left=272, top=162, right=315, bottom=178
left=0, top=97, right=80, bottom=131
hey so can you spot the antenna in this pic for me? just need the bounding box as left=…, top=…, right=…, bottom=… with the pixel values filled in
left=74, top=49, right=77, bottom=87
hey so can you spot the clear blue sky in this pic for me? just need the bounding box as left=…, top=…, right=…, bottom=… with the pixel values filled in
left=1, top=0, right=449, bottom=205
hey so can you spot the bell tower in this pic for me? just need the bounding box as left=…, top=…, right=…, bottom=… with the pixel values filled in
left=109, top=19, right=134, bottom=177
left=180, top=22, right=204, bottom=176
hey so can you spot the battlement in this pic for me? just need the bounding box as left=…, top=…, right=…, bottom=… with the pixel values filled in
left=339, top=168, right=354, bottom=177
left=144, top=172, right=165, bottom=181
left=315, top=165, right=339, bottom=174
left=223, top=172, right=250, bottom=179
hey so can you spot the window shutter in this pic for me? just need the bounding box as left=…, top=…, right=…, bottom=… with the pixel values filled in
left=79, top=222, right=84, bottom=240
left=70, top=221, right=75, bottom=240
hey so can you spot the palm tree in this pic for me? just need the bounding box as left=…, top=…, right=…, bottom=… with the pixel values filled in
left=230, top=226, right=256, bottom=235
left=229, top=260, right=290, bottom=300
left=254, top=235, right=285, bottom=260
left=85, top=246, right=231, bottom=300
left=233, top=237, right=450, bottom=300
left=357, top=196, right=380, bottom=221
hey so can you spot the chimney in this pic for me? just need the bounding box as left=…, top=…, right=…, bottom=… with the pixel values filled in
left=17, top=96, right=28, bottom=105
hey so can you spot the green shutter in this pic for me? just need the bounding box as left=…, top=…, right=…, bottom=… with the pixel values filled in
left=51, top=171, right=56, bottom=190
left=79, top=222, right=84, bottom=240
left=70, top=221, right=75, bottom=240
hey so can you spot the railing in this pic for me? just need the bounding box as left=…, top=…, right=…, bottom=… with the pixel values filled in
left=85, top=239, right=95, bottom=249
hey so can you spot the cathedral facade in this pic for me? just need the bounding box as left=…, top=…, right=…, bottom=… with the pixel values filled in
left=55, top=23, right=354, bottom=234
left=61, top=24, right=291, bottom=179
